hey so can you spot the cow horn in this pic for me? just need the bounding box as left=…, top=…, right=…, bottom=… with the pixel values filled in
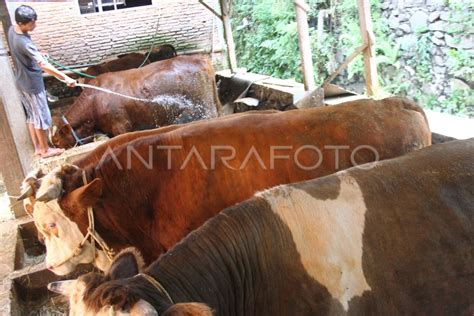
left=36, top=182, right=62, bottom=202
left=16, top=186, right=34, bottom=201
left=52, top=125, right=58, bottom=136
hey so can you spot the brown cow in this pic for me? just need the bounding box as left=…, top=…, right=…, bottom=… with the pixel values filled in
left=51, top=55, right=222, bottom=148
left=147, top=44, right=177, bottom=63
left=82, top=53, right=150, bottom=84
left=28, top=97, right=430, bottom=275
left=49, top=138, right=474, bottom=315
left=82, top=45, right=177, bottom=83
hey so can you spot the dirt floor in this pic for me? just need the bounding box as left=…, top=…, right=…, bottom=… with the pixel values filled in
left=0, top=211, right=69, bottom=315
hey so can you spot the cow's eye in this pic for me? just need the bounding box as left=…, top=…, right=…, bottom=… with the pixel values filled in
left=48, top=223, right=56, bottom=229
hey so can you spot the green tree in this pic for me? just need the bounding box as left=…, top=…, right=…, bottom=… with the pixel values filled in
left=232, top=0, right=473, bottom=116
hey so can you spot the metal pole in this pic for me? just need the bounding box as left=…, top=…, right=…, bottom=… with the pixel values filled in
left=294, top=0, right=315, bottom=91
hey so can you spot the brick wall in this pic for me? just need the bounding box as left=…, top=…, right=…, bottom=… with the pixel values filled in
left=5, top=0, right=223, bottom=67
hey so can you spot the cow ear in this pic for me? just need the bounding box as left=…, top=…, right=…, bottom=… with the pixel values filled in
left=69, top=178, right=102, bottom=208
left=107, top=248, right=143, bottom=280
left=58, top=122, right=72, bottom=134
left=162, top=303, right=213, bottom=316
left=97, top=282, right=139, bottom=312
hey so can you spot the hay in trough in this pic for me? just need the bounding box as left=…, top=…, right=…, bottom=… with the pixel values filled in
left=33, top=295, right=68, bottom=316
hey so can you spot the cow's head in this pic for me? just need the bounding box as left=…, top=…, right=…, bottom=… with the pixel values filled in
left=51, top=116, right=76, bottom=149
left=48, top=248, right=213, bottom=315
left=32, top=164, right=110, bottom=275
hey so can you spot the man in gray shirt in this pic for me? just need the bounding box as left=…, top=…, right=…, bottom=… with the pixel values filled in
left=8, top=5, right=76, bottom=158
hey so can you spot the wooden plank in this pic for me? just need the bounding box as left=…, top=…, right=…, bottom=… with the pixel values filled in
left=219, top=0, right=238, bottom=72
left=0, top=99, right=27, bottom=218
left=0, top=0, right=12, bottom=45
left=199, top=0, right=222, bottom=20
left=0, top=27, right=34, bottom=218
left=322, top=42, right=368, bottom=88
left=357, top=0, right=379, bottom=96
left=294, top=0, right=315, bottom=91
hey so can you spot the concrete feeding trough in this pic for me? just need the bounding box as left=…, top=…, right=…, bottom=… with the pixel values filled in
left=14, top=221, right=45, bottom=271
left=11, top=266, right=68, bottom=315
left=0, top=218, right=93, bottom=315
left=10, top=262, right=93, bottom=315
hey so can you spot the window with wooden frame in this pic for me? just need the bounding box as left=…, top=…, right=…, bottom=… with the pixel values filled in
left=78, top=0, right=152, bottom=14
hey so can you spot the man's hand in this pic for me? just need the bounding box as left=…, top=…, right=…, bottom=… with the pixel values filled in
left=64, top=76, right=77, bottom=88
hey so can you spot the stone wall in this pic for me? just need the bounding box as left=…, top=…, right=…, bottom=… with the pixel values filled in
left=380, top=0, right=472, bottom=104
left=331, top=0, right=472, bottom=116
left=382, top=0, right=474, bottom=95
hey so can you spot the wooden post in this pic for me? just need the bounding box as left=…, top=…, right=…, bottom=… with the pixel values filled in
left=357, top=0, right=379, bottom=96
left=0, top=0, right=12, bottom=44
left=0, top=26, right=33, bottom=218
left=219, top=0, right=238, bottom=73
left=294, top=0, right=315, bottom=91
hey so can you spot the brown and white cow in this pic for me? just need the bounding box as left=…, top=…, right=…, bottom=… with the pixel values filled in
left=51, top=55, right=222, bottom=148
left=49, top=138, right=474, bottom=315
left=26, top=97, right=430, bottom=275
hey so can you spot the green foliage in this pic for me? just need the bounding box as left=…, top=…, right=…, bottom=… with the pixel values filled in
left=232, top=0, right=304, bottom=81
left=447, top=49, right=474, bottom=82
left=232, top=0, right=338, bottom=84
left=445, top=1, right=474, bottom=35
left=405, top=34, right=434, bottom=82
left=440, top=89, right=474, bottom=116
left=232, top=0, right=472, bottom=116
left=443, top=48, right=474, bottom=116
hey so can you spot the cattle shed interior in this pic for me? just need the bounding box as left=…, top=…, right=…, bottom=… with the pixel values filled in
left=0, top=0, right=473, bottom=314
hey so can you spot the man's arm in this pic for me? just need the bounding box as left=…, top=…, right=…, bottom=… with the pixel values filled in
left=25, top=42, right=76, bottom=87
left=38, top=59, right=77, bottom=87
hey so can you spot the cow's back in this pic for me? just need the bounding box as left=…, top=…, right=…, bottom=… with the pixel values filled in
left=90, top=55, right=222, bottom=127
left=115, top=97, right=430, bottom=251
left=140, top=54, right=221, bottom=114
left=83, top=53, right=148, bottom=83
left=258, top=139, right=473, bottom=314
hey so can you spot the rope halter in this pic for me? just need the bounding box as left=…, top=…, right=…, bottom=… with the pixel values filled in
left=136, top=273, right=174, bottom=305
left=50, top=171, right=115, bottom=269
left=61, top=115, right=84, bottom=146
